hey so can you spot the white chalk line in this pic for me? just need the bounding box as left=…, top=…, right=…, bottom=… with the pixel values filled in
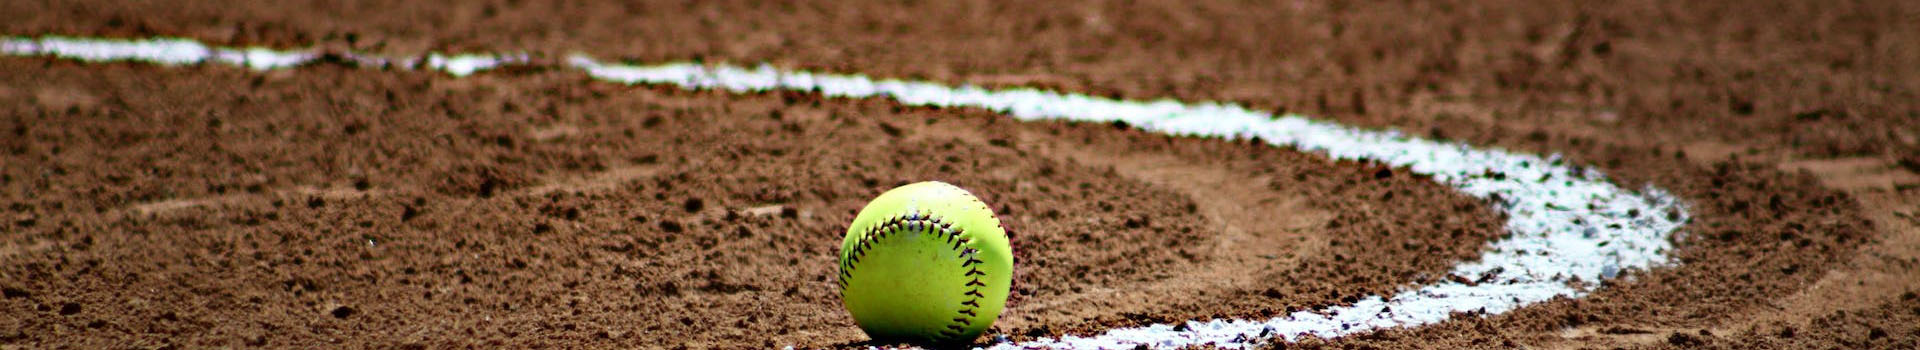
left=2, top=36, right=1689, bottom=349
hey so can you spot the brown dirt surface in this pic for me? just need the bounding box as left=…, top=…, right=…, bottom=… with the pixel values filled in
left=4, top=0, right=1918, bottom=349
left=0, top=60, right=1494, bottom=348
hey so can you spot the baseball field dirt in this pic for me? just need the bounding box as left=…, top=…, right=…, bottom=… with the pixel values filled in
left=2, top=0, right=1916, bottom=349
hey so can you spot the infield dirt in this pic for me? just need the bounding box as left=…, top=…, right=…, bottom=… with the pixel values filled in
left=2, top=1, right=1916, bottom=349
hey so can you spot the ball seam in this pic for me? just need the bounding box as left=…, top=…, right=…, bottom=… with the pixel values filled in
left=839, top=210, right=986, bottom=342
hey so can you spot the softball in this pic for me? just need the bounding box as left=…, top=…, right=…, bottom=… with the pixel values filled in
left=838, top=181, right=1014, bottom=344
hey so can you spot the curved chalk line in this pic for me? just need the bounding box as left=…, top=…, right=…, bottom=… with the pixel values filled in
left=2, top=36, right=1689, bottom=349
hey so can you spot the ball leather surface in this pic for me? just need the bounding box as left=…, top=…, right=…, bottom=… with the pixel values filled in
left=838, top=181, right=1014, bottom=344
